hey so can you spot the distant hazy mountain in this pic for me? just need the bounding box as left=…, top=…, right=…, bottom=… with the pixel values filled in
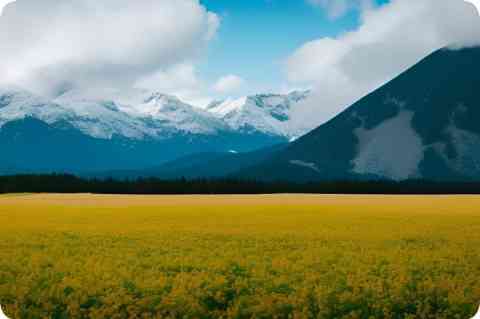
left=239, top=47, right=480, bottom=182
left=0, top=87, right=298, bottom=173
left=93, top=143, right=287, bottom=180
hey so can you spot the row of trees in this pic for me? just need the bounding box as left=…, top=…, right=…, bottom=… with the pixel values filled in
left=1, top=174, right=480, bottom=194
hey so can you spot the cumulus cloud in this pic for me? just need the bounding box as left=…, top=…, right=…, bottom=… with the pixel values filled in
left=212, top=74, right=245, bottom=94
left=136, top=64, right=201, bottom=96
left=465, top=0, right=480, bottom=14
left=0, top=0, right=219, bottom=97
left=0, top=0, right=15, bottom=13
left=136, top=63, right=214, bottom=107
left=288, top=0, right=480, bottom=129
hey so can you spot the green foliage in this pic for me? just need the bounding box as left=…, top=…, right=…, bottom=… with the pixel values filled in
left=1, top=174, right=480, bottom=194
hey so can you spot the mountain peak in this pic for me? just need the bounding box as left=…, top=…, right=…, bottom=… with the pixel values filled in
left=1, top=86, right=313, bottom=143
left=238, top=47, right=480, bottom=182
left=206, top=90, right=310, bottom=138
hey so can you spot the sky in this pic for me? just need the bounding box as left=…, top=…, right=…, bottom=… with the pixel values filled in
left=198, top=0, right=382, bottom=94
left=0, top=0, right=479, bottom=129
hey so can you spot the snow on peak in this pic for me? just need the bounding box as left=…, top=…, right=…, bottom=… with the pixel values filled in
left=206, top=97, right=248, bottom=117
left=55, top=88, right=227, bottom=137
left=206, top=90, right=310, bottom=138
left=0, top=88, right=228, bottom=140
left=0, top=87, right=76, bottom=129
left=54, top=91, right=156, bottom=140
left=0, top=87, right=309, bottom=142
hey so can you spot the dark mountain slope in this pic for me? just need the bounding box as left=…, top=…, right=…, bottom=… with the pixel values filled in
left=93, top=143, right=287, bottom=180
left=0, top=117, right=285, bottom=174
left=239, top=47, right=480, bottom=182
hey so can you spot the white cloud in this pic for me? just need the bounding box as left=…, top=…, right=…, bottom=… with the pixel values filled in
left=0, top=0, right=14, bottom=13
left=136, top=63, right=201, bottom=95
left=465, top=0, right=480, bottom=14
left=137, top=62, right=221, bottom=107
left=307, top=0, right=374, bottom=19
left=288, top=0, right=480, bottom=130
left=135, top=63, right=210, bottom=106
left=213, top=74, right=245, bottom=94
left=0, top=0, right=219, bottom=97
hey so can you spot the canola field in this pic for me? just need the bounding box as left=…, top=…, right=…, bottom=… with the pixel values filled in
left=1, top=194, right=480, bottom=319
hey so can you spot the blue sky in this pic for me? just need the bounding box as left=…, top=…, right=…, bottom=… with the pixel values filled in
left=199, top=0, right=389, bottom=95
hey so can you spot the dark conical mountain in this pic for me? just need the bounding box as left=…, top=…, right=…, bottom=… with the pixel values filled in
left=239, top=47, right=480, bottom=182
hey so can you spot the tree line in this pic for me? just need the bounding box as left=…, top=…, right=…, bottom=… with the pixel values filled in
left=1, top=174, right=480, bottom=194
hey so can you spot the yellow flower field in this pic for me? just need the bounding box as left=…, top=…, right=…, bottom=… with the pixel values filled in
left=1, top=194, right=480, bottom=318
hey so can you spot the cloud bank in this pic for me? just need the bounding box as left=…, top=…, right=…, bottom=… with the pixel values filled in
left=0, top=0, right=15, bottom=13
left=289, top=0, right=480, bottom=129
left=0, top=0, right=219, bottom=97
left=465, top=0, right=480, bottom=14
left=213, top=75, right=245, bottom=94
left=307, top=0, right=374, bottom=19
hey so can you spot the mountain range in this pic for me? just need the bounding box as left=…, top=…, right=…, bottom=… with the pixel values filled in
left=0, top=88, right=309, bottom=174
left=2, top=47, right=480, bottom=182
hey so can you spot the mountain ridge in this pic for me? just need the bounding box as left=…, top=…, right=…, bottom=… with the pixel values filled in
left=0, top=87, right=307, bottom=174
left=206, top=90, right=310, bottom=139
left=236, top=47, right=480, bottom=182
left=4, top=47, right=480, bottom=182
left=0, top=87, right=311, bottom=140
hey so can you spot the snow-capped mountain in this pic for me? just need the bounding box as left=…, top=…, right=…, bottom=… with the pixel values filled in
left=0, top=87, right=75, bottom=129
left=238, top=47, right=480, bottom=182
left=0, top=88, right=161, bottom=140
left=206, top=91, right=310, bottom=139
left=53, top=88, right=228, bottom=139
left=0, top=87, right=289, bottom=173
left=0, top=87, right=309, bottom=142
